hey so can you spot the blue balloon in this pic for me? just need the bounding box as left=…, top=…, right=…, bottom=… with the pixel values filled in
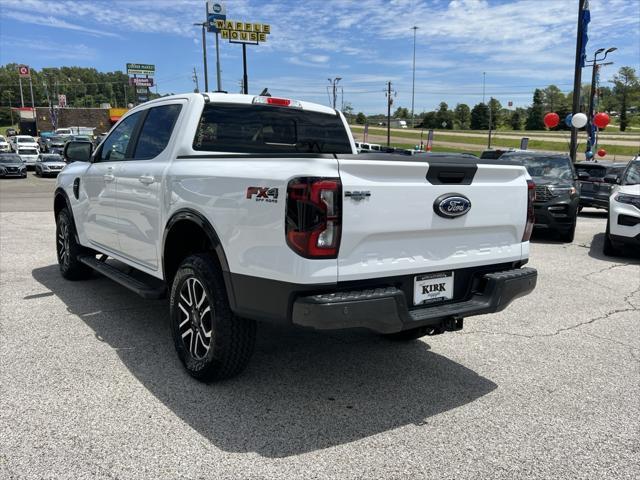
left=585, top=150, right=594, bottom=159
left=565, top=114, right=573, bottom=127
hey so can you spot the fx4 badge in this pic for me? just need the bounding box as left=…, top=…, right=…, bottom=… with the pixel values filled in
left=246, top=187, right=279, bottom=203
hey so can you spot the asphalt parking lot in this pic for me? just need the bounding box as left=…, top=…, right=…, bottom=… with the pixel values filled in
left=1, top=174, right=638, bottom=480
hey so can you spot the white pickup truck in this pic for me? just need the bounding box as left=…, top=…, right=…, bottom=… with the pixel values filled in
left=54, top=93, right=537, bottom=381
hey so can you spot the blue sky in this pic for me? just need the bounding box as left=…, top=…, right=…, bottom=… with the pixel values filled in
left=1, top=0, right=639, bottom=114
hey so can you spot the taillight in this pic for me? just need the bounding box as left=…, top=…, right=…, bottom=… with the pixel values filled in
left=252, top=96, right=302, bottom=108
left=286, top=177, right=342, bottom=258
left=522, top=179, right=535, bottom=242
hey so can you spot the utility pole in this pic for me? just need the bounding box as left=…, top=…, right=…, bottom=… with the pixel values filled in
left=411, top=26, right=418, bottom=128
left=192, top=67, right=200, bottom=92
left=386, top=81, right=392, bottom=147
left=570, top=0, right=587, bottom=163
left=328, top=77, right=342, bottom=109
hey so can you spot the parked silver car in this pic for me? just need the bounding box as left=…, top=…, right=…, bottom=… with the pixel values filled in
left=35, top=154, right=67, bottom=177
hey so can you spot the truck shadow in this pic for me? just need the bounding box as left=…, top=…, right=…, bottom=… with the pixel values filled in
left=32, top=264, right=497, bottom=458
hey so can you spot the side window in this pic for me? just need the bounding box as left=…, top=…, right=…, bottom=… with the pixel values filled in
left=95, top=112, right=142, bottom=163
left=133, top=104, right=182, bottom=159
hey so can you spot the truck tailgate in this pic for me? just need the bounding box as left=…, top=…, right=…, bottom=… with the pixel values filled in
left=336, top=154, right=529, bottom=282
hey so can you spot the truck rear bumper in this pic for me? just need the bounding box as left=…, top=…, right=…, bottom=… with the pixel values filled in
left=291, top=267, right=537, bottom=334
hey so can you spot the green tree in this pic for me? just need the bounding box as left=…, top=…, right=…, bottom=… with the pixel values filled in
left=488, top=97, right=502, bottom=129
left=542, top=85, right=568, bottom=112
left=393, top=107, right=409, bottom=118
left=342, top=102, right=354, bottom=122
left=611, top=66, right=639, bottom=131
left=454, top=103, right=471, bottom=129
left=435, top=102, right=454, bottom=129
left=470, top=102, right=489, bottom=130
left=355, top=112, right=367, bottom=124
left=509, top=108, right=526, bottom=130
left=525, top=89, right=545, bottom=130
left=419, top=111, right=437, bottom=129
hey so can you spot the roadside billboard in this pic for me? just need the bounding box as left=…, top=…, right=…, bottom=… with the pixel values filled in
left=126, top=63, right=155, bottom=76
left=207, top=1, right=227, bottom=32
left=214, top=20, right=270, bottom=44
left=129, top=77, right=154, bottom=87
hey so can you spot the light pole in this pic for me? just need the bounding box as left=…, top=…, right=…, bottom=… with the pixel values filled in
left=193, top=22, right=209, bottom=92
left=411, top=26, right=418, bottom=128
left=328, top=77, right=342, bottom=109
left=585, top=47, right=616, bottom=156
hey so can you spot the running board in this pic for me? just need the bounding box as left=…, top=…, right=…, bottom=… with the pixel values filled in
left=78, top=255, right=166, bottom=299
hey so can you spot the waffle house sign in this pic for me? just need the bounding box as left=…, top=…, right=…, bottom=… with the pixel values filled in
left=214, top=19, right=271, bottom=44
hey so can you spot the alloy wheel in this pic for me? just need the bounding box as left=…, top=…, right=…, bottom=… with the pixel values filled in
left=178, top=277, right=213, bottom=359
left=57, top=221, right=70, bottom=266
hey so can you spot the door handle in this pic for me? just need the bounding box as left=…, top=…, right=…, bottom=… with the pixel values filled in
left=139, top=175, right=155, bottom=185
left=103, top=173, right=115, bottom=182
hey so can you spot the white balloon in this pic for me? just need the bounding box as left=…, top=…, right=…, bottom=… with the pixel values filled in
left=571, top=112, right=588, bottom=128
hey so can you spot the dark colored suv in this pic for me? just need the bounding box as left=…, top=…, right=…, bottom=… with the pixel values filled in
left=575, top=161, right=628, bottom=210
left=502, top=151, right=580, bottom=242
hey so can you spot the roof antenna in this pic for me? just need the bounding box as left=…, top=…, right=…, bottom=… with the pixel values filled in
left=259, top=88, right=271, bottom=97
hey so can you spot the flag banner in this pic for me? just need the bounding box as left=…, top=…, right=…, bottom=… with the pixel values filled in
left=580, top=1, right=591, bottom=67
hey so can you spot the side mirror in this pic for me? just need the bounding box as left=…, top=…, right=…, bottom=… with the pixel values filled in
left=577, top=171, right=589, bottom=181
left=603, top=174, right=619, bottom=184
left=63, top=141, right=93, bottom=163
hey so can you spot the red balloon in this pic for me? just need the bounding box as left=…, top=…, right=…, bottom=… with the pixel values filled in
left=597, top=148, right=607, bottom=157
left=593, top=112, right=610, bottom=129
left=543, top=112, right=560, bottom=128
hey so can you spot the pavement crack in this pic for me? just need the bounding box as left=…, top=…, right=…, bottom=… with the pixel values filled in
left=460, top=296, right=639, bottom=341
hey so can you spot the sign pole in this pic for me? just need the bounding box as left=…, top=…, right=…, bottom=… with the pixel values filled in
left=29, top=77, right=35, bottom=109
left=215, top=33, right=222, bottom=91
left=242, top=43, right=248, bottom=95
left=202, top=24, right=209, bottom=92
left=19, top=77, right=25, bottom=107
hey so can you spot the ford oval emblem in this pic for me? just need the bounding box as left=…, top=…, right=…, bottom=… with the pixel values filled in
left=434, top=194, right=472, bottom=219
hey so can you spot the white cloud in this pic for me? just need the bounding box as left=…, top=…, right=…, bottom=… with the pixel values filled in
left=2, top=10, right=121, bottom=38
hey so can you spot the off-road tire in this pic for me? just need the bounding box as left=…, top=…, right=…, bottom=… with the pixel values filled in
left=603, top=220, right=620, bottom=256
left=559, top=223, right=576, bottom=243
left=56, top=208, right=93, bottom=280
left=169, top=253, right=256, bottom=382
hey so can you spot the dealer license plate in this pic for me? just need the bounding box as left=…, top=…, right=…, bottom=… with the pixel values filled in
left=414, top=271, right=454, bottom=306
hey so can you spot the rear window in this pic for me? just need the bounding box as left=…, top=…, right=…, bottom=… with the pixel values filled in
left=575, top=165, right=606, bottom=178
left=193, top=104, right=352, bottom=154
left=480, top=150, right=505, bottom=159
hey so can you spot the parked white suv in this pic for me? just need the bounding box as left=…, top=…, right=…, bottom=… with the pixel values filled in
left=0, top=135, right=10, bottom=152
left=16, top=146, right=39, bottom=167
left=54, top=93, right=537, bottom=381
left=604, top=158, right=640, bottom=256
